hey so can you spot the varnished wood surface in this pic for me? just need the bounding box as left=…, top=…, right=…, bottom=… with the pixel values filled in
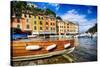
left=11, top=40, right=74, bottom=57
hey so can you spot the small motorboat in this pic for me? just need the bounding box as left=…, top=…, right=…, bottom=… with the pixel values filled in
left=64, top=43, right=70, bottom=49
left=26, top=45, right=41, bottom=50
left=46, top=44, right=57, bottom=51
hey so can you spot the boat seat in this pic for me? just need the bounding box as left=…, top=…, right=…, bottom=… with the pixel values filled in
left=26, top=45, right=41, bottom=50
left=46, top=44, right=57, bottom=51
left=64, top=43, right=71, bottom=49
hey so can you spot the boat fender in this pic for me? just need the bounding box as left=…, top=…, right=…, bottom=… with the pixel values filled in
left=46, top=44, right=57, bottom=51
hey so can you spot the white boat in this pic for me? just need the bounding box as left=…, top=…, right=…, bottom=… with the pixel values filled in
left=26, top=45, right=41, bottom=50
left=64, top=43, right=70, bottom=49
left=27, top=35, right=37, bottom=38
left=46, top=44, right=57, bottom=51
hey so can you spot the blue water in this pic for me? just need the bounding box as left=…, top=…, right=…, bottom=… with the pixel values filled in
left=71, top=37, right=97, bottom=62
left=11, top=34, right=27, bottom=40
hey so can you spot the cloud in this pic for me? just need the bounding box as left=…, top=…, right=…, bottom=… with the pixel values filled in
left=61, top=9, right=96, bottom=33
left=79, top=19, right=96, bottom=33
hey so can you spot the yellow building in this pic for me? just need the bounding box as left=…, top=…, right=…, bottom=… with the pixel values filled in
left=64, top=20, right=79, bottom=34
left=32, top=15, right=45, bottom=35
left=57, top=20, right=65, bottom=35
left=57, top=20, right=78, bottom=35
left=31, top=15, right=56, bottom=36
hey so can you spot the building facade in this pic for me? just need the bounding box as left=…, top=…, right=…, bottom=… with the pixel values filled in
left=11, top=13, right=33, bottom=34
left=65, top=21, right=79, bottom=34
left=32, top=15, right=45, bottom=35
left=57, top=20, right=79, bottom=35
left=57, top=20, right=65, bottom=35
left=11, top=13, right=78, bottom=36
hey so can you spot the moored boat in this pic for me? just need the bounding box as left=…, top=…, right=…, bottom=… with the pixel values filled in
left=11, top=39, right=75, bottom=61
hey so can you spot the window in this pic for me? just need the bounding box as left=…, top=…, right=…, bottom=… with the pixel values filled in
left=26, top=19, right=29, bottom=23
left=34, top=26, right=36, bottom=30
left=17, top=19, right=20, bottom=23
left=53, top=23, right=55, bottom=25
left=51, top=23, right=52, bottom=25
left=29, top=15, right=31, bottom=18
left=46, top=22, right=48, bottom=25
left=41, top=17, right=43, bottom=20
left=40, top=21, right=42, bottom=25
left=17, top=24, right=20, bottom=29
left=39, top=16, right=41, bottom=19
left=51, top=27, right=52, bottom=30
left=40, top=27, right=42, bottom=30
left=24, top=14, right=27, bottom=17
left=46, top=27, right=48, bottom=30
left=34, top=21, right=36, bottom=24
left=26, top=25, right=30, bottom=29
left=34, top=16, right=36, bottom=19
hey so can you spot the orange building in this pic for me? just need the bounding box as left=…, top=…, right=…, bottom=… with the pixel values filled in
left=49, top=15, right=56, bottom=35
left=11, top=13, right=33, bottom=34
left=44, top=15, right=51, bottom=34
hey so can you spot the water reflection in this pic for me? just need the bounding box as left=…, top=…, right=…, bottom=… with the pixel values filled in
left=15, top=35, right=74, bottom=42
left=71, top=37, right=97, bottom=62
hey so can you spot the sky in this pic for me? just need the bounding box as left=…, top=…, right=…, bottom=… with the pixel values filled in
left=30, top=2, right=97, bottom=33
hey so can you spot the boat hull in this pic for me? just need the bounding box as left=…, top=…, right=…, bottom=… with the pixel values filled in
left=12, top=47, right=75, bottom=61
left=11, top=40, right=75, bottom=61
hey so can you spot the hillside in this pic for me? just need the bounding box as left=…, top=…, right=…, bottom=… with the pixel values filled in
left=86, top=23, right=97, bottom=33
left=11, top=1, right=56, bottom=17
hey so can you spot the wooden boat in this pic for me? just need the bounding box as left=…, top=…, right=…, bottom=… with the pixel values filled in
left=11, top=39, right=75, bottom=61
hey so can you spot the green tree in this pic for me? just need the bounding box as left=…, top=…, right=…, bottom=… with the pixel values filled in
left=56, top=16, right=62, bottom=20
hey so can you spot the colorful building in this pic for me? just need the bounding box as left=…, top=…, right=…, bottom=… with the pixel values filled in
left=49, top=15, right=56, bottom=35
left=11, top=13, right=33, bottom=34
left=11, top=13, right=78, bottom=36
left=32, top=15, right=45, bottom=35
left=57, top=19, right=79, bottom=35
left=57, top=20, right=65, bottom=35
left=64, top=21, right=79, bottom=34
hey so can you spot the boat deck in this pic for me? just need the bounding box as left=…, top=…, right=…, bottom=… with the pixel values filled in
left=11, top=40, right=74, bottom=57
